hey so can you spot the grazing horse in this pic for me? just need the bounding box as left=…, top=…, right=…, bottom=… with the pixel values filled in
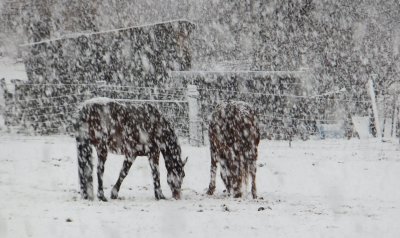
left=75, top=98, right=187, bottom=201
left=207, top=102, right=260, bottom=199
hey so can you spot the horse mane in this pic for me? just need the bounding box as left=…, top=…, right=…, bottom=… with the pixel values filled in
left=158, top=114, right=182, bottom=164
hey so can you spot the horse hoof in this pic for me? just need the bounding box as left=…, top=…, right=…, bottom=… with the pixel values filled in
left=110, top=194, right=118, bottom=199
left=98, top=196, right=108, bottom=202
left=110, top=188, right=119, bottom=199
left=99, top=197, right=107, bottom=202
left=206, top=189, right=214, bottom=196
left=233, top=193, right=242, bottom=198
left=155, top=194, right=166, bottom=200
left=82, top=194, right=94, bottom=201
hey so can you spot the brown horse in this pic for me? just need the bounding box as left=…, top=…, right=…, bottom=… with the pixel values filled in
left=75, top=98, right=187, bottom=201
left=207, top=102, right=260, bottom=199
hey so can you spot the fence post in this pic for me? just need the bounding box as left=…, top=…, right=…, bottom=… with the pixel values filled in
left=391, top=95, right=398, bottom=139
left=187, top=84, right=202, bottom=146
left=367, top=78, right=381, bottom=140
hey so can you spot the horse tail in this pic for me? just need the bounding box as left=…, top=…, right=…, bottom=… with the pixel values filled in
left=75, top=108, right=94, bottom=200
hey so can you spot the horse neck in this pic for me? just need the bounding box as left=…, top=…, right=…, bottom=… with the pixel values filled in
left=160, top=124, right=181, bottom=160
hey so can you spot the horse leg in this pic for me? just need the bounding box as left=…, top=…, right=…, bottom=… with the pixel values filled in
left=149, top=153, right=165, bottom=200
left=111, top=156, right=136, bottom=199
left=206, top=148, right=218, bottom=195
left=95, top=145, right=108, bottom=202
left=77, top=138, right=94, bottom=200
left=232, top=155, right=243, bottom=198
left=250, top=146, right=259, bottom=199
left=219, top=160, right=232, bottom=195
left=250, top=159, right=257, bottom=199
left=232, top=175, right=243, bottom=198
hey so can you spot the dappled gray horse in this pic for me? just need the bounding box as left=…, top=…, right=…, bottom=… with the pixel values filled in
left=75, top=98, right=187, bottom=201
left=207, top=102, right=260, bottom=198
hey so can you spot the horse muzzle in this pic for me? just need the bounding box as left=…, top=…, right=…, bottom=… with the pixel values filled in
left=172, top=190, right=181, bottom=200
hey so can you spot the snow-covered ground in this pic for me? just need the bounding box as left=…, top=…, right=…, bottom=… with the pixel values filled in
left=0, top=135, right=399, bottom=238
left=0, top=57, right=27, bottom=126
left=0, top=57, right=27, bottom=82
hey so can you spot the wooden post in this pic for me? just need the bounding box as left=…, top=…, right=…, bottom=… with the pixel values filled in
left=187, top=84, right=202, bottom=146
left=367, top=78, right=381, bottom=140
left=382, top=95, right=386, bottom=139
left=390, top=95, right=397, bottom=138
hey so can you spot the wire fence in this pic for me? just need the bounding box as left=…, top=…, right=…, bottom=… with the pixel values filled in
left=195, top=86, right=374, bottom=141
left=2, top=82, right=190, bottom=137
left=1, top=80, right=397, bottom=143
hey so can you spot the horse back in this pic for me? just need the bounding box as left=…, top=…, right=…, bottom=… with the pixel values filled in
left=76, top=100, right=126, bottom=147
left=209, top=102, right=260, bottom=157
left=76, top=99, right=170, bottom=155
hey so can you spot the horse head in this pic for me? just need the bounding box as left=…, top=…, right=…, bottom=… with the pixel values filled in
left=166, top=155, right=188, bottom=199
left=159, top=115, right=188, bottom=200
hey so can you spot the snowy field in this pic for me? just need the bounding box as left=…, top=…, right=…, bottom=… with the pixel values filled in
left=0, top=135, right=399, bottom=238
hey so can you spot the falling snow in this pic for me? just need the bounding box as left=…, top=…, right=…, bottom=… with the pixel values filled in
left=0, top=0, right=400, bottom=237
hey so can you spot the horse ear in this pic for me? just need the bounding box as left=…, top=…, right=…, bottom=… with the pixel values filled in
left=183, top=156, right=188, bottom=166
